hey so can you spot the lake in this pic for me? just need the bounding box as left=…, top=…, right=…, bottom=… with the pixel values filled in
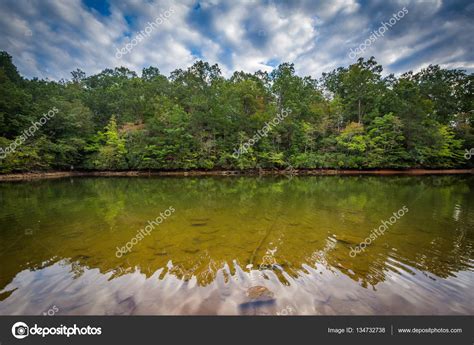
left=0, top=175, right=473, bottom=315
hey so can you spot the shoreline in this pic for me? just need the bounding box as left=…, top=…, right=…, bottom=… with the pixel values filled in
left=0, top=168, right=473, bottom=181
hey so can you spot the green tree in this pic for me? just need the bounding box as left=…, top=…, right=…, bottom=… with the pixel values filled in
left=87, top=116, right=127, bottom=170
left=366, top=114, right=408, bottom=168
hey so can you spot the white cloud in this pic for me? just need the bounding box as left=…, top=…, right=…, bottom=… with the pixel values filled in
left=0, top=0, right=472, bottom=81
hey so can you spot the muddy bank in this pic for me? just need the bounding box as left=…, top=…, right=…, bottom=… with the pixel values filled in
left=0, top=169, right=473, bottom=181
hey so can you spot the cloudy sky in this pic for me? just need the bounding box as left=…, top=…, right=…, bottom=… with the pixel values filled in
left=0, top=0, right=473, bottom=80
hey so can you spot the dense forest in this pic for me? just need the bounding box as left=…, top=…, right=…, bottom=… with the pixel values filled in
left=0, top=51, right=472, bottom=173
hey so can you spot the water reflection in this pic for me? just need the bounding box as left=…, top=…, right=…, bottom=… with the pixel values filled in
left=0, top=176, right=473, bottom=314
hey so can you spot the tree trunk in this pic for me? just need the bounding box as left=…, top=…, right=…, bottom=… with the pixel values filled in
left=358, top=99, right=361, bottom=124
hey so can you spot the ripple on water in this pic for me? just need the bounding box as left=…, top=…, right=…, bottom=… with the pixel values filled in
left=0, top=176, right=473, bottom=315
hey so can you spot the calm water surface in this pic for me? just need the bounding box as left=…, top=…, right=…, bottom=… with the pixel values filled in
left=0, top=175, right=473, bottom=315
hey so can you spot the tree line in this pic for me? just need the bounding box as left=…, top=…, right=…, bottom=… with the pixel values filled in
left=0, top=51, right=472, bottom=173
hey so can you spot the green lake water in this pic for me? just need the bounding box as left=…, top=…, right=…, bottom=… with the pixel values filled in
left=0, top=175, right=473, bottom=315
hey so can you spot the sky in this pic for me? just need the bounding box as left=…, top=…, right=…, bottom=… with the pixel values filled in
left=0, top=0, right=473, bottom=81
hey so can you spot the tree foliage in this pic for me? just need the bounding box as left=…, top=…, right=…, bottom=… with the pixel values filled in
left=0, top=51, right=472, bottom=173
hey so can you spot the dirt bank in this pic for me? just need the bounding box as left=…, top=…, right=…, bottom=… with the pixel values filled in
left=0, top=169, right=472, bottom=181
